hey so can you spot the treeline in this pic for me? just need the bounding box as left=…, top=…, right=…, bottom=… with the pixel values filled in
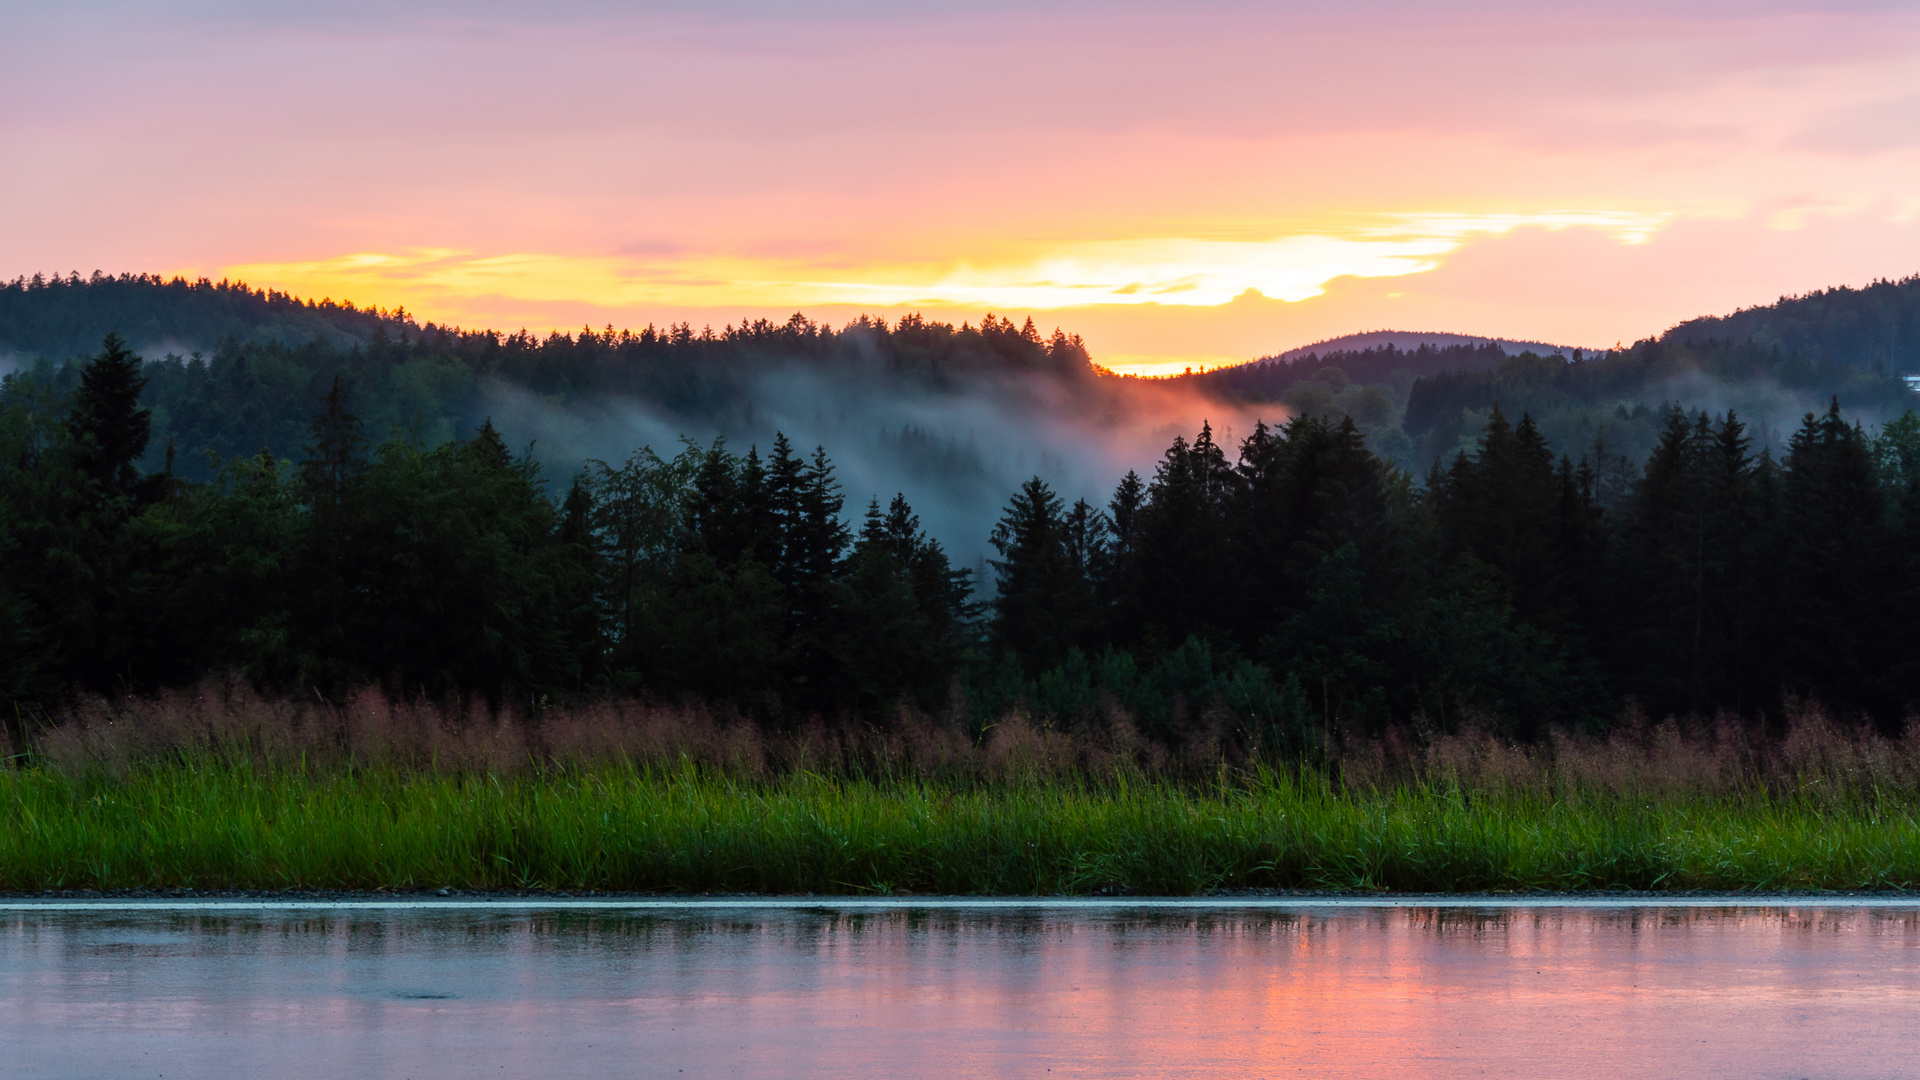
left=6, top=335, right=1919, bottom=748
left=0, top=272, right=409, bottom=359
left=2, top=274, right=1095, bottom=482
left=990, top=398, right=1920, bottom=736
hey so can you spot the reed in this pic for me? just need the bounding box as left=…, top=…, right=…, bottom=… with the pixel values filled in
left=5, top=759, right=1919, bottom=894
left=4, top=686, right=1917, bottom=894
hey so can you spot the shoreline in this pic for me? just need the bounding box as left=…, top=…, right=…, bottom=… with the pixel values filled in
left=3, top=888, right=1917, bottom=911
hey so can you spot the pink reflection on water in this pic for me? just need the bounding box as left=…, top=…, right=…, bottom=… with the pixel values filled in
left=2, top=906, right=1917, bottom=1078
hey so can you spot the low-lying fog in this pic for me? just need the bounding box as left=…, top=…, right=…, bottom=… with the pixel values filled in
left=480, top=366, right=1279, bottom=562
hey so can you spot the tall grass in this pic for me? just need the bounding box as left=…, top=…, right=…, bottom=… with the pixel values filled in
left=4, top=686, right=1919, bottom=894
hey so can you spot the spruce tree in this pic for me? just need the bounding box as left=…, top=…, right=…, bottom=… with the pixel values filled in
left=1431, top=406, right=1568, bottom=632
left=1129, top=423, right=1238, bottom=648
left=298, top=375, right=365, bottom=512
left=1777, top=399, right=1894, bottom=719
left=66, top=333, right=151, bottom=501
left=764, top=432, right=806, bottom=589
left=990, top=477, right=1094, bottom=672
left=296, top=376, right=368, bottom=671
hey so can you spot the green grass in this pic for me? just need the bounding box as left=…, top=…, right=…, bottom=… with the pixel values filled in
left=4, top=759, right=1918, bottom=894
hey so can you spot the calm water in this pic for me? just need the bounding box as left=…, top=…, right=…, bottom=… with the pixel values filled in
left=2, top=899, right=1916, bottom=1079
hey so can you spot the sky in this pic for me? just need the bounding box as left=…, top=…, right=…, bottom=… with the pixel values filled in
left=6, top=1, right=1920, bottom=374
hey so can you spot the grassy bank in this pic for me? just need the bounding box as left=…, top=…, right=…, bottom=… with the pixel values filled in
left=6, top=687, right=1920, bottom=894
left=5, top=761, right=1919, bottom=894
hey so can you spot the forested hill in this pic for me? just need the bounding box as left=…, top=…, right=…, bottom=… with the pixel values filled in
left=0, top=273, right=1098, bottom=489
left=1191, top=340, right=1516, bottom=401
left=10, top=269, right=1920, bottom=490
left=1268, top=330, right=1577, bottom=361
left=1665, top=275, right=1920, bottom=373
left=1182, top=275, right=1920, bottom=470
left=0, top=273, right=415, bottom=360
left=1394, top=278, right=1920, bottom=466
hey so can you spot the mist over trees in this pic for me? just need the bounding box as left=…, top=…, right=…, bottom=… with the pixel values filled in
left=0, top=273, right=1144, bottom=560
left=7, top=271, right=1918, bottom=554
left=0, top=273, right=1093, bottom=481
left=5, top=273, right=1920, bottom=747
left=4, top=331, right=1918, bottom=750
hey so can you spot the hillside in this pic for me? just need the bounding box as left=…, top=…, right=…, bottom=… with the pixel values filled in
left=6, top=270, right=1919, bottom=487
left=0, top=273, right=1097, bottom=473
left=1184, top=276, right=1920, bottom=470
left=1268, top=330, right=1583, bottom=362
left=0, top=273, right=413, bottom=362
left=1665, top=276, right=1920, bottom=375
left=0, top=273, right=1138, bottom=555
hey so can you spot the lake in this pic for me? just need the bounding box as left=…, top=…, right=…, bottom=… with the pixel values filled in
left=2, top=898, right=1915, bottom=1078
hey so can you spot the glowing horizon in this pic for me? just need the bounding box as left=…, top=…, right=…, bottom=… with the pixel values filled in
left=9, top=1, right=1920, bottom=376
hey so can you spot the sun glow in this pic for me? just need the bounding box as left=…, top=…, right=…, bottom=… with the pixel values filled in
left=218, top=211, right=1671, bottom=331
left=1097, top=354, right=1250, bottom=378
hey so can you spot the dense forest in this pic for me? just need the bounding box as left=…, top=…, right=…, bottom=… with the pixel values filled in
left=5, top=328, right=1917, bottom=751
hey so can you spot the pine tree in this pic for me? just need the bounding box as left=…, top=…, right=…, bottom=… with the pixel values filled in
left=794, top=445, right=850, bottom=589
left=297, top=375, right=365, bottom=512
left=1107, top=469, right=1145, bottom=561
left=295, top=376, right=368, bottom=670
left=557, top=477, right=601, bottom=686
left=684, top=438, right=750, bottom=563
left=764, top=432, right=807, bottom=589
left=1881, top=413, right=1920, bottom=710
left=990, top=477, right=1095, bottom=672
left=1776, top=398, right=1894, bottom=719
left=66, top=333, right=152, bottom=502
left=1128, top=422, right=1238, bottom=648
left=1430, top=406, right=1569, bottom=632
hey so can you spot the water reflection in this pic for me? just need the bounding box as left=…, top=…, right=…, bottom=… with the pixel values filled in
left=3, top=904, right=1916, bottom=1078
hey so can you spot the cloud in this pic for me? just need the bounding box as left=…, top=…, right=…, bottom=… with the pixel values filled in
left=1790, top=92, right=1920, bottom=156
left=219, top=210, right=1673, bottom=326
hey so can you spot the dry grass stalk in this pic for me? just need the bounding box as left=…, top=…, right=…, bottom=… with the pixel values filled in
left=17, top=684, right=1920, bottom=798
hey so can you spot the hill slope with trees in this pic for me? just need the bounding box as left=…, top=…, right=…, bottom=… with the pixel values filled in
left=1182, top=276, right=1920, bottom=470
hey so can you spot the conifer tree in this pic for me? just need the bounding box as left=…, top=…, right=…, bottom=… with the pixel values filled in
left=295, top=376, right=368, bottom=669
left=1107, top=469, right=1145, bottom=561
left=1431, top=406, right=1569, bottom=631
left=1615, top=409, right=1766, bottom=714
left=1128, top=422, right=1238, bottom=647
left=1776, top=399, right=1893, bottom=717
left=66, top=333, right=151, bottom=502
left=1878, top=412, right=1920, bottom=709
left=557, top=476, right=601, bottom=685
left=764, top=432, right=807, bottom=588
left=795, top=445, right=850, bottom=588
left=990, top=477, right=1095, bottom=672
left=298, top=375, right=365, bottom=512
left=684, top=438, right=748, bottom=562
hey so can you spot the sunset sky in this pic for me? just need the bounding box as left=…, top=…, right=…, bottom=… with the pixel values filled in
left=7, top=1, right=1920, bottom=374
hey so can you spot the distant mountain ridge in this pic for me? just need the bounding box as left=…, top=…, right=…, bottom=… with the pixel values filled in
left=1264, top=330, right=1588, bottom=363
